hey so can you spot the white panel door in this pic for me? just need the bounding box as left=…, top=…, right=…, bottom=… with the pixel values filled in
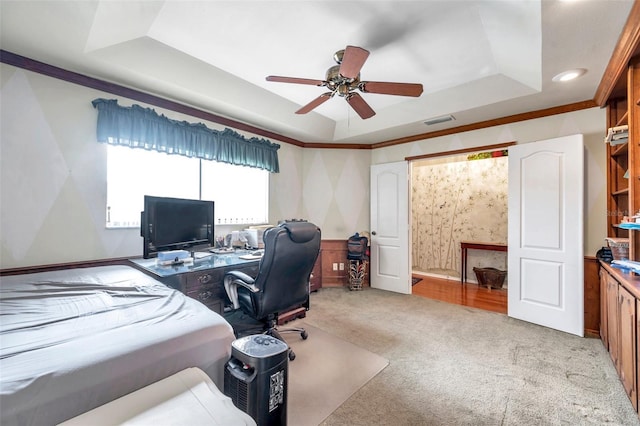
left=508, top=134, right=584, bottom=336
left=370, top=161, right=410, bottom=294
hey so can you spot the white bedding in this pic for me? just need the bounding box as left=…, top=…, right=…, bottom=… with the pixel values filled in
left=0, top=265, right=236, bottom=426
left=59, top=367, right=255, bottom=426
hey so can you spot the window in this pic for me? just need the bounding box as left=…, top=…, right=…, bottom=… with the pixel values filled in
left=106, top=145, right=269, bottom=228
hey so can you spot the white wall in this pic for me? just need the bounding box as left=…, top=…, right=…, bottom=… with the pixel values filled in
left=372, top=108, right=608, bottom=257
left=0, top=63, right=607, bottom=268
left=0, top=65, right=305, bottom=268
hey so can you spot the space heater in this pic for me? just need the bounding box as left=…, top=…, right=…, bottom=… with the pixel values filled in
left=224, top=334, right=289, bottom=426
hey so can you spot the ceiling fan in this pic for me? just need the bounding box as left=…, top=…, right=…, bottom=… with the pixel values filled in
left=266, top=45, right=423, bottom=119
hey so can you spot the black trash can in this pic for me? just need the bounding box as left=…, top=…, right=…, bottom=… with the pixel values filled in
left=224, top=334, right=289, bottom=426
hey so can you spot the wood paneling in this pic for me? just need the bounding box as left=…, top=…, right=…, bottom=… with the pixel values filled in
left=319, top=240, right=369, bottom=288
left=320, top=240, right=349, bottom=287
left=584, top=256, right=601, bottom=338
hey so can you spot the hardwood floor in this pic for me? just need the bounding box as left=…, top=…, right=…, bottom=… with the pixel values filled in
left=412, top=274, right=507, bottom=314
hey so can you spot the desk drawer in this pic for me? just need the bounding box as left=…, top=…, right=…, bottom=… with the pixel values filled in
left=187, top=281, right=225, bottom=313
left=184, top=269, right=224, bottom=292
left=187, top=293, right=223, bottom=314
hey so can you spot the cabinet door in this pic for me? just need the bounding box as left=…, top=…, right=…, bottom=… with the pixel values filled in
left=600, top=267, right=609, bottom=347
left=607, top=274, right=620, bottom=369
left=619, top=285, right=637, bottom=410
left=637, top=298, right=640, bottom=415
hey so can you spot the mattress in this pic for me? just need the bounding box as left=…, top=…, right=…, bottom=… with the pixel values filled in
left=59, top=367, right=255, bottom=426
left=0, top=265, right=236, bottom=426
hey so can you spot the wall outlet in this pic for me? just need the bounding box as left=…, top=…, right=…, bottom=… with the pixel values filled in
left=332, top=263, right=338, bottom=271
left=339, top=262, right=345, bottom=271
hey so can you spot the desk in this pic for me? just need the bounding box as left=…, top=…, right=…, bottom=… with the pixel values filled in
left=131, top=251, right=260, bottom=314
left=460, top=241, right=507, bottom=284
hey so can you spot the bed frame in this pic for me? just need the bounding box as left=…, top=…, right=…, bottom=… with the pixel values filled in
left=0, top=263, right=236, bottom=425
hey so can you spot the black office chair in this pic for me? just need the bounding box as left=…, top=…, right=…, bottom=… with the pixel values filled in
left=223, top=222, right=321, bottom=360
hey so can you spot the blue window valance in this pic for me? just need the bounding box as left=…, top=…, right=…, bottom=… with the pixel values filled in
left=92, top=98, right=280, bottom=172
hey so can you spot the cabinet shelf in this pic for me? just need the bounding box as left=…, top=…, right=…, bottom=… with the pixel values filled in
left=613, top=187, right=630, bottom=196
left=612, top=142, right=629, bottom=156
left=617, top=110, right=629, bottom=127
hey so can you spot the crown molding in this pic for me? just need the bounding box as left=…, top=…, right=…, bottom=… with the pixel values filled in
left=594, top=0, right=640, bottom=106
left=0, top=50, right=608, bottom=150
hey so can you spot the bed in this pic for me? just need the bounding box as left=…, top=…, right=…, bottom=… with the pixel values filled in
left=0, top=265, right=236, bottom=425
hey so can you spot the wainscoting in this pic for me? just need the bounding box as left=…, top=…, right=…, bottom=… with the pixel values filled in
left=319, top=240, right=369, bottom=287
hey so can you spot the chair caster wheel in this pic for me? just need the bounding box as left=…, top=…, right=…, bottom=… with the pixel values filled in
left=301, top=330, right=308, bottom=340
left=288, top=351, right=296, bottom=361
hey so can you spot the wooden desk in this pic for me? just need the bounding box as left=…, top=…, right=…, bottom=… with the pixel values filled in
left=460, top=241, right=507, bottom=284
left=131, top=252, right=260, bottom=314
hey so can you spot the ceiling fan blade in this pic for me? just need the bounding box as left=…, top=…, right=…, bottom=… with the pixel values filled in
left=296, top=92, right=333, bottom=114
left=339, top=46, right=370, bottom=79
left=346, top=93, right=376, bottom=119
left=360, top=81, right=423, bottom=97
left=266, top=76, right=326, bottom=86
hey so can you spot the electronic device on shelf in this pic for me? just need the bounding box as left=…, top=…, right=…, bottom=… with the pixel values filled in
left=141, top=195, right=215, bottom=259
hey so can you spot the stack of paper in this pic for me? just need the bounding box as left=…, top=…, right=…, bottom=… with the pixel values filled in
left=612, top=259, right=640, bottom=273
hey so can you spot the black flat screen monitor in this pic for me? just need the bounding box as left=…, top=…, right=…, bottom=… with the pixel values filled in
left=141, top=195, right=214, bottom=258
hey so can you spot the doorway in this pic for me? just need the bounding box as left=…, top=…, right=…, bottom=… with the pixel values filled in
left=410, top=150, right=509, bottom=289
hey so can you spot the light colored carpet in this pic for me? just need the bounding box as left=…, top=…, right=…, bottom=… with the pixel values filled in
left=281, top=323, right=389, bottom=426
left=299, top=287, right=640, bottom=425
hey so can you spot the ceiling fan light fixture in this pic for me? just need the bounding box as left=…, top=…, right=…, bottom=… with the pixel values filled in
left=552, top=68, right=587, bottom=82
left=266, top=45, right=421, bottom=118
left=424, top=115, right=455, bottom=126
left=337, top=84, right=351, bottom=97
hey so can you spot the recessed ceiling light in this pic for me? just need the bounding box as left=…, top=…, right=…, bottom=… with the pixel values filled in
left=552, top=68, right=587, bottom=82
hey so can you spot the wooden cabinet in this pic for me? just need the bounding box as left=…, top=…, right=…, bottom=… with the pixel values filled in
left=619, top=284, right=637, bottom=410
left=637, top=298, right=640, bottom=415
left=606, top=97, right=630, bottom=241
left=606, top=272, right=621, bottom=367
left=606, top=59, right=640, bottom=259
left=600, top=266, right=609, bottom=347
left=600, top=263, right=640, bottom=415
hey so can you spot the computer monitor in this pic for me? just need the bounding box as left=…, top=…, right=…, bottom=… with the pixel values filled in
left=141, top=195, right=214, bottom=258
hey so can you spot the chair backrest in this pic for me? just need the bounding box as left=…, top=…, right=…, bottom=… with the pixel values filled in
left=250, top=222, right=321, bottom=319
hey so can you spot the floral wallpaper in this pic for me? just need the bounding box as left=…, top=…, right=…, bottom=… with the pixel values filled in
left=412, top=154, right=508, bottom=282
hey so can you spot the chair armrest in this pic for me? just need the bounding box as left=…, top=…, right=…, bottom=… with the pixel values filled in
left=223, top=271, right=260, bottom=310
left=225, top=270, right=256, bottom=285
